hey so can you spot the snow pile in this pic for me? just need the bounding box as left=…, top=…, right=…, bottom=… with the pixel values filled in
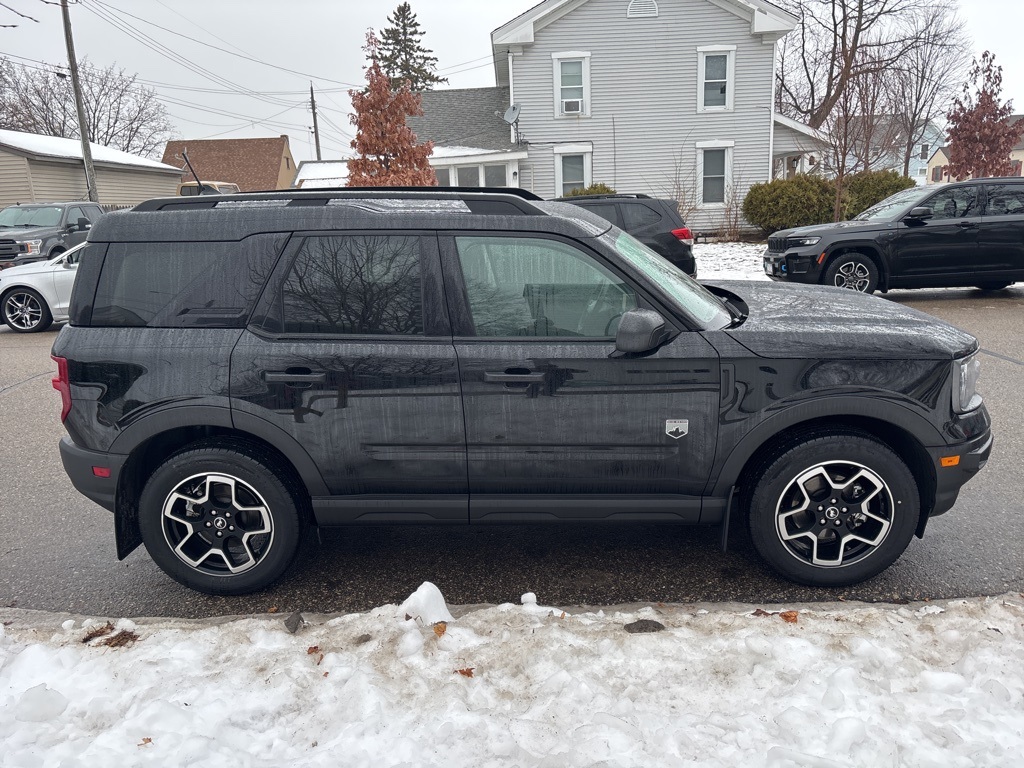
left=1, top=586, right=1022, bottom=766
left=696, top=241, right=770, bottom=282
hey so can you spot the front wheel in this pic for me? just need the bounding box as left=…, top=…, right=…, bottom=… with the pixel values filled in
left=975, top=282, right=1011, bottom=291
left=2, top=288, right=53, bottom=332
left=138, top=440, right=304, bottom=595
left=824, top=254, right=878, bottom=294
left=747, top=432, right=919, bottom=586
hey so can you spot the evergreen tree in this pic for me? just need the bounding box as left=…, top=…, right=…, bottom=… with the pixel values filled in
left=378, top=3, right=447, bottom=91
left=348, top=31, right=436, bottom=187
left=945, top=52, right=1020, bottom=180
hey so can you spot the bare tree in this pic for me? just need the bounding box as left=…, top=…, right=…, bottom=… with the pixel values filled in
left=887, top=3, right=971, bottom=176
left=0, top=57, right=173, bottom=158
left=776, top=0, right=932, bottom=129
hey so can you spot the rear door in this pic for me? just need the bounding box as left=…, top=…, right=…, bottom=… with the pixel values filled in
left=230, top=231, right=468, bottom=523
left=976, top=183, right=1024, bottom=282
left=440, top=232, right=720, bottom=522
left=893, top=185, right=980, bottom=286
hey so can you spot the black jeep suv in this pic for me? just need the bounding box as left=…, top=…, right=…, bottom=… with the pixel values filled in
left=763, top=178, right=1024, bottom=293
left=557, top=193, right=697, bottom=276
left=0, top=201, right=104, bottom=269
left=52, top=189, right=991, bottom=595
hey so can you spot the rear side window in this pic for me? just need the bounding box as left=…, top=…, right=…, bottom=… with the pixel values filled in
left=264, top=234, right=423, bottom=336
left=89, top=234, right=286, bottom=327
left=621, top=202, right=661, bottom=229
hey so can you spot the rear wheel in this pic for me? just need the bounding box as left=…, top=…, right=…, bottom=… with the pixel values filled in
left=2, top=288, right=53, bottom=332
left=138, top=440, right=305, bottom=594
left=747, top=432, right=919, bottom=586
left=824, top=253, right=878, bottom=294
left=975, top=282, right=1011, bottom=291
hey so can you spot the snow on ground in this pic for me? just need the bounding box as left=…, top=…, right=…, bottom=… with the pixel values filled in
left=695, top=241, right=770, bottom=282
left=2, top=585, right=1022, bottom=767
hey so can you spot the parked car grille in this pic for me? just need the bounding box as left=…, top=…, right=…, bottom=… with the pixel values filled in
left=0, top=240, right=20, bottom=258
left=767, top=237, right=787, bottom=252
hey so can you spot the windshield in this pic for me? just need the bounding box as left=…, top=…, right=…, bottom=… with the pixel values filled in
left=854, top=186, right=931, bottom=221
left=0, top=205, right=62, bottom=228
left=606, top=230, right=732, bottom=329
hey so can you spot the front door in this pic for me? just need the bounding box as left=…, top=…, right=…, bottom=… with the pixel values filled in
left=893, top=185, right=980, bottom=287
left=230, top=232, right=467, bottom=522
left=976, top=183, right=1024, bottom=282
left=441, top=233, right=719, bottom=522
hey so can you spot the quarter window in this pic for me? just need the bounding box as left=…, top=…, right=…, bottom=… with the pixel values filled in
left=455, top=236, right=636, bottom=338
left=277, top=235, right=423, bottom=335
left=621, top=202, right=661, bottom=229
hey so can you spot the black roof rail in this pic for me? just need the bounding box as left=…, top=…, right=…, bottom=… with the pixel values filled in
left=553, top=193, right=654, bottom=201
left=132, top=186, right=547, bottom=214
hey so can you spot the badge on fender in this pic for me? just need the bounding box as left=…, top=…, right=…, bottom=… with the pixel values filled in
left=665, top=419, right=689, bottom=439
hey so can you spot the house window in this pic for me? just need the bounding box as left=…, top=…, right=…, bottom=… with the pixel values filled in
left=435, top=168, right=451, bottom=186
left=484, top=164, right=507, bottom=186
left=433, top=163, right=516, bottom=188
left=552, top=52, right=591, bottom=117
left=457, top=167, right=479, bottom=187
left=931, top=166, right=943, bottom=182
left=697, top=145, right=731, bottom=205
left=626, top=0, right=658, bottom=18
left=698, top=46, right=735, bottom=112
left=553, top=144, right=593, bottom=196
left=919, top=144, right=929, bottom=161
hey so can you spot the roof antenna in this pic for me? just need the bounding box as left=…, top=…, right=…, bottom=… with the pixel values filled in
left=178, top=150, right=209, bottom=195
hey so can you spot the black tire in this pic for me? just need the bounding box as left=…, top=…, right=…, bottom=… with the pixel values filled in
left=747, top=432, right=919, bottom=587
left=138, top=439, right=305, bottom=595
left=975, top=282, right=1011, bottom=291
left=1, top=287, right=53, bottom=332
left=824, top=253, right=879, bottom=294
left=49, top=247, right=65, bottom=259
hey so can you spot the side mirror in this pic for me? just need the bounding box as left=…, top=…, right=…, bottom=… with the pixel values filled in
left=77, top=218, right=91, bottom=231
left=614, top=308, right=667, bottom=355
left=905, top=206, right=933, bottom=220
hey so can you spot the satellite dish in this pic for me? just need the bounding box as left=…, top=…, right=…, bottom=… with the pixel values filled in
left=502, top=103, right=521, bottom=125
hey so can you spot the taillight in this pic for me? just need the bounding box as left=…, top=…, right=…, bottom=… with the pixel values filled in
left=672, top=227, right=694, bottom=246
left=51, top=355, right=71, bottom=422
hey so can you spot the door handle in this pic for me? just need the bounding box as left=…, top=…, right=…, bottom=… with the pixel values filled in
left=264, top=369, right=326, bottom=385
left=483, top=371, right=546, bottom=384
left=956, top=221, right=977, bottom=229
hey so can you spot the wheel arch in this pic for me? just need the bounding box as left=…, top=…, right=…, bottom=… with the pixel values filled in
left=712, top=405, right=939, bottom=530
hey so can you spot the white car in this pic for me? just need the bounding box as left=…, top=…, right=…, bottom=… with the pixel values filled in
left=0, top=241, right=85, bottom=332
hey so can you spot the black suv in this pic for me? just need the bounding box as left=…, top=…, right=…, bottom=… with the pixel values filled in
left=763, top=178, right=1024, bottom=293
left=52, top=189, right=991, bottom=595
left=558, top=193, right=696, bottom=276
left=0, top=201, right=104, bottom=269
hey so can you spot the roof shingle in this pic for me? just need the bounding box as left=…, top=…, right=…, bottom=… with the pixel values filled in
left=407, top=87, right=516, bottom=151
left=161, top=136, right=293, bottom=191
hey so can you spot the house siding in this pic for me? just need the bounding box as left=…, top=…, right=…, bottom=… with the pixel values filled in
left=26, top=160, right=88, bottom=202
left=95, top=166, right=180, bottom=205
left=511, top=0, right=778, bottom=230
left=0, top=150, right=33, bottom=205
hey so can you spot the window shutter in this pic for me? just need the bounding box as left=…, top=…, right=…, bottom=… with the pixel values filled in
left=626, top=0, right=658, bottom=18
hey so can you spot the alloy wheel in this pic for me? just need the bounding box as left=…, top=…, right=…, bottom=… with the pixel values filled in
left=832, top=261, right=872, bottom=292
left=161, top=472, right=275, bottom=576
left=3, top=291, right=43, bottom=330
left=775, top=461, right=893, bottom=568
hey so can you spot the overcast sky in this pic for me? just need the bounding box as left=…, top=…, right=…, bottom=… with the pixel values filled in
left=0, top=0, right=1019, bottom=165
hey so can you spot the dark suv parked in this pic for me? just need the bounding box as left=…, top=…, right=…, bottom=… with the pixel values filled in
left=0, top=201, right=104, bottom=269
left=763, top=178, right=1024, bottom=293
left=53, top=189, right=991, bottom=595
left=558, top=193, right=696, bottom=276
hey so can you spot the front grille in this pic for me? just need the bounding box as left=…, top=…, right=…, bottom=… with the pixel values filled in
left=767, top=237, right=787, bottom=252
left=0, top=240, right=20, bottom=258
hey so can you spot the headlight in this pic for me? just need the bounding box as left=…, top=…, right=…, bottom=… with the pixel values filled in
left=18, top=239, right=42, bottom=255
left=952, top=353, right=982, bottom=413
left=789, top=236, right=821, bottom=247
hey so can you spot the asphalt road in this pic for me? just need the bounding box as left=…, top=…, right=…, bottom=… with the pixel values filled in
left=1, top=286, right=1022, bottom=618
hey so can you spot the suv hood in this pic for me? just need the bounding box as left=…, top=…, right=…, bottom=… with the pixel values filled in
left=0, top=225, right=50, bottom=239
left=706, top=280, right=977, bottom=359
left=771, top=219, right=890, bottom=239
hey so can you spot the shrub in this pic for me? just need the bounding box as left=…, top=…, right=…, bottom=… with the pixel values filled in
left=564, top=182, right=616, bottom=197
left=844, top=170, right=918, bottom=218
left=741, top=175, right=838, bottom=235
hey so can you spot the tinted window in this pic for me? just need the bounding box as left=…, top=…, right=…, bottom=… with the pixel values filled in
left=91, top=235, right=286, bottom=327
left=455, top=235, right=636, bottom=337
left=983, top=185, right=1024, bottom=216
left=577, top=203, right=619, bottom=226
left=924, top=186, right=979, bottom=219
left=274, top=235, right=423, bottom=336
left=621, top=202, right=661, bottom=229
left=66, top=207, right=85, bottom=226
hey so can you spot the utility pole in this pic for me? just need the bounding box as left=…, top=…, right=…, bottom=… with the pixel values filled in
left=309, top=83, right=322, bottom=161
left=61, top=0, right=98, bottom=203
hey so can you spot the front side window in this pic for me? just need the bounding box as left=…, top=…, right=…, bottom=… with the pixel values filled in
left=983, top=185, right=1024, bottom=217
left=925, top=186, right=979, bottom=219
left=699, top=49, right=733, bottom=111
left=66, top=207, right=86, bottom=227
left=702, top=149, right=727, bottom=204
left=278, top=235, right=423, bottom=335
left=455, top=235, right=636, bottom=338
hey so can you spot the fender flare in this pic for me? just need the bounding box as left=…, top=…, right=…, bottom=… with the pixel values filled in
left=707, top=395, right=943, bottom=498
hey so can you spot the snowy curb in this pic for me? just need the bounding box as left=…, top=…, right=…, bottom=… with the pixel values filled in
left=2, top=589, right=1023, bottom=766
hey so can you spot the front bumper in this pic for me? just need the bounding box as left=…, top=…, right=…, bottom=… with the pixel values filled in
left=59, top=436, right=127, bottom=512
left=926, top=426, right=993, bottom=517
left=763, top=250, right=822, bottom=282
